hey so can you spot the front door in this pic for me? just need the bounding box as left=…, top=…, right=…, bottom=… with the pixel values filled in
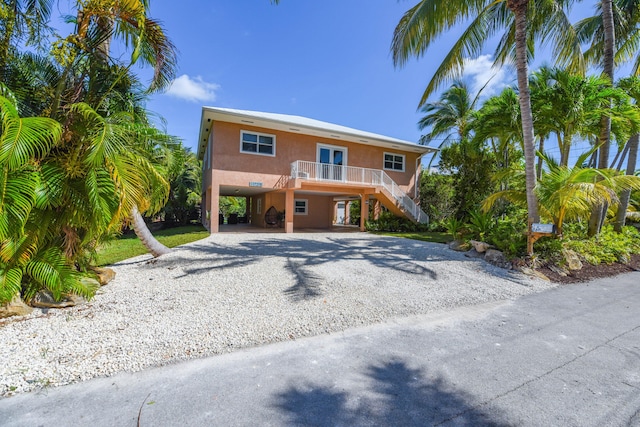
left=317, top=144, right=347, bottom=181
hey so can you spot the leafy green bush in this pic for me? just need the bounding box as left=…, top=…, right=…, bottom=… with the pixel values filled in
left=467, top=210, right=494, bottom=241
left=366, top=211, right=428, bottom=233
left=419, top=172, right=456, bottom=223
left=486, top=215, right=527, bottom=258
left=566, top=225, right=640, bottom=265
left=444, top=217, right=465, bottom=240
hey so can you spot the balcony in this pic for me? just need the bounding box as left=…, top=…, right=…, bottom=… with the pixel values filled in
left=290, top=160, right=428, bottom=223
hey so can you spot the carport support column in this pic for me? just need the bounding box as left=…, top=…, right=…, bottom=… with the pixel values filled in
left=209, top=183, right=220, bottom=234
left=360, top=194, right=368, bottom=232
left=373, top=199, right=381, bottom=220
left=285, top=189, right=294, bottom=233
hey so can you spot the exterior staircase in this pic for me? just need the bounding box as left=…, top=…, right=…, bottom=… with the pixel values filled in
left=290, top=160, right=429, bottom=224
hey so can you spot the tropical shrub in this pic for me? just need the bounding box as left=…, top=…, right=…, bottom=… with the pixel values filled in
left=443, top=217, right=465, bottom=240
left=366, top=211, right=428, bottom=233
left=419, top=171, right=455, bottom=224
left=565, top=225, right=640, bottom=265
left=439, top=139, right=497, bottom=221
left=467, top=210, right=494, bottom=241
left=485, top=214, right=528, bottom=258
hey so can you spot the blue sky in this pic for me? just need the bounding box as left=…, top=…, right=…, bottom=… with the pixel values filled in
left=143, top=1, right=512, bottom=152
left=130, top=1, right=632, bottom=168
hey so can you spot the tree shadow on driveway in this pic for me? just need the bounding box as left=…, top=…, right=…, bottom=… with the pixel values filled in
left=138, top=234, right=520, bottom=302
left=273, top=358, right=509, bottom=426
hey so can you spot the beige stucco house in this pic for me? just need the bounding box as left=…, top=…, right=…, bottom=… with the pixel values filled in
left=197, top=107, right=436, bottom=233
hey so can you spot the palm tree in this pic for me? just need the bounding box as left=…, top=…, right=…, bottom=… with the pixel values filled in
left=614, top=76, right=640, bottom=230
left=0, top=94, right=98, bottom=304
left=0, top=0, right=54, bottom=73
left=473, top=87, right=523, bottom=174
left=417, top=80, right=478, bottom=168
left=529, top=67, right=635, bottom=166
left=483, top=149, right=640, bottom=235
left=55, top=0, right=177, bottom=257
left=392, top=0, right=583, bottom=225
left=576, top=0, right=640, bottom=233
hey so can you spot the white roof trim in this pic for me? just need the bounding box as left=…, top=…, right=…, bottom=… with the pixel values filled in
left=197, top=107, right=437, bottom=159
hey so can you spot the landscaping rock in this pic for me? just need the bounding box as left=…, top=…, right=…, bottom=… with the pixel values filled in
left=469, top=240, right=492, bottom=253
left=448, top=240, right=468, bottom=252
left=0, top=294, right=33, bottom=319
left=520, top=267, right=551, bottom=281
left=464, top=249, right=484, bottom=259
left=548, top=264, right=569, bottom=277
left=485, top=249, right=511, bottom=269
left=91, top=267, right=116, bottom=286
left=562, top=249, right=583, bottom=271
left=30, top=290, right=86, bottom=309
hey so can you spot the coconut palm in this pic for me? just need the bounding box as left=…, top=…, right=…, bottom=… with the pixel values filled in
left=418, top=80, right=479, bottom=168
left=392, top=0, right=584, bottom=225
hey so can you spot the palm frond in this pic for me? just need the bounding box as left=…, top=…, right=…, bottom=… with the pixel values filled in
left=0, top=267, right=23, bottom=304
left=0, top=96, right=61, bottom=170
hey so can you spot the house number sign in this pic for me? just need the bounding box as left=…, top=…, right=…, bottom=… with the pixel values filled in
left=531, top=223, right=556, bottom=234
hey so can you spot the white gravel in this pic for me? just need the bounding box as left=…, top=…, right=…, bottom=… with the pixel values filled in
left=0, top=232, right=556, bottom=397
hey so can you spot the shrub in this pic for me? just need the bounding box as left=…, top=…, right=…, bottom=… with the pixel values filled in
left=444, top=217, right=465, bottom=240
left=486, top=215, right=527, bottom=258
left=366, top=211, right=427, bottom=232
left=467, top=210, right=494, bottom=241
left=566, top=225, right=640, bottom=265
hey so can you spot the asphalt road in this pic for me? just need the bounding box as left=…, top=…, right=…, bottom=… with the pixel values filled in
left=1, top=272, right=639, bottom=427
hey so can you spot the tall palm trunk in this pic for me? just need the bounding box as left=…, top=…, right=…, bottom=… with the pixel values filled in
left=509, top=0, right=540, bottom=223
left=536, top=136, right=545, bottom=178
left=598, top=0, right=615, bottom=169
left=131, top=205, right=171, bottom=257
left=589, top=0, right=616, bottom=236
left=614, top=134, right=639, bottom=231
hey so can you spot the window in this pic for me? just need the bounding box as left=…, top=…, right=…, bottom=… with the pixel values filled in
left=241, top=130, right=275, bottom=156
left=294, top=199, right=308, bottom=215
left=256, top=198, right=262, bottom=215
left=384, top=153, right=405, bottom=172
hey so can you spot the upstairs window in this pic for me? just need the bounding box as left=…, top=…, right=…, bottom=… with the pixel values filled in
left=384, top=153, right=405, bottom=172
left=241, top=131, right=275, bottom=156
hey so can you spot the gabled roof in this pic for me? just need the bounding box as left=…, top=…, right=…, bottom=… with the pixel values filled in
left=197, top=107, right=437, bottom=159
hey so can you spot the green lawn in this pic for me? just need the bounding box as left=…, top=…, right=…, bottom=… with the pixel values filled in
left=95, top=224, right=209, bottom=266
left=376, top=231, right=452, bottom=244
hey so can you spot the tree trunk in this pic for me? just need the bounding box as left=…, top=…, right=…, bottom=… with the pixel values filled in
left=598, top=0, right=615, bottom=169
left=131, top=205, right=171, bottom=257
left=614, top=133, right=639, bottom=231
left=509, top=0, right=540, bottom=223
left=590, top=0, right=616, bottom=236
left=536, top=136, right=544, bottom=178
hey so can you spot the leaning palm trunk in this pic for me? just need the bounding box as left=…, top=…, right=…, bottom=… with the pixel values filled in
left=614, top=134, right=639, bottom=231
left=509, top=0, right=540, bottom=223
left=131, top=205, right=171, bottom=257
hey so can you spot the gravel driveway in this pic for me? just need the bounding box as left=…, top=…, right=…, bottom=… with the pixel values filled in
left=0, top=233, right=555, bottom=397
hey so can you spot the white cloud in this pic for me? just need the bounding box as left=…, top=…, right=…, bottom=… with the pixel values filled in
left=462, top=55, right=511, bottom=97
left=166, top=74, right=220, bottom=102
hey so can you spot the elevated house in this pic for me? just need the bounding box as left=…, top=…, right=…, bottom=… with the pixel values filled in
left=197, top=107, right=436, bottom=233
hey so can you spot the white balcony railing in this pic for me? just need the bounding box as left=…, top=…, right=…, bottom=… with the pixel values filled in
left=291, top=160, right=428, bottom=223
